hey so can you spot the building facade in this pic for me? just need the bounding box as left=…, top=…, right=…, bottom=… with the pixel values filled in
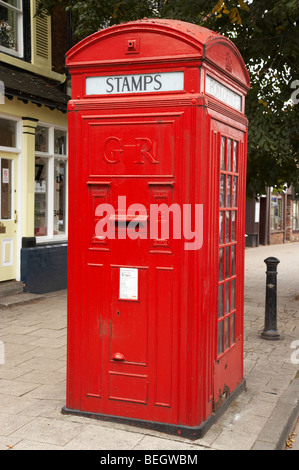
left=245, top=187, right=299, bottom=247
left=0, top=0, right=70, bottom=293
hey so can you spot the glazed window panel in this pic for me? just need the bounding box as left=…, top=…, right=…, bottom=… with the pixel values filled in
left=226, top=175, right=232, bottom=207
left=219, top=248, right=224, bottom=281
left=225, top=211, right=231, bottom=243
left=54, top=129, right=67, bottom=155
left=221, top=136, right=226, bottom=171
left=53, top=159, right=66, bottom=235
left=217, top=135, right=239, bottom=357
left=1, top=158, right=12, bottom=219
left=219, top=211, right=225, bottom=244
left=218, top=322, right=223, bottom=356
left=225, top=281, right=230, bottom=314
left=0, top=118, right=16, bottom=147
left=34, top=156, right=48, bottom=237
left=227, top=139, right=232, bottom=172
left=293, top=201, right=299, bottom=231
left=218, top=284, right=224, bottom=319
left=220, top=175, right=225, bottom=207
left=232, top=211, right=236, bottom=242
left=232, top=177, right=238, bottom=207
left=233, top=141, right=238, bottom=172
left=231, top=279, right=236, bottom=310
left=35, top=125, right=49, bottom=153
left=231, top=245, right=236, bottom=276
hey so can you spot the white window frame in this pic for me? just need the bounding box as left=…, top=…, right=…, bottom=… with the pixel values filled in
left=0, top=112, right=22, bottom=152
left=0, top=0, right=23, bottom=58
left=35, top=123, right=68, bottom=243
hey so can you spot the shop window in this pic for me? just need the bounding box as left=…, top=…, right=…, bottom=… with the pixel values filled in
left=35, top=125, right=49, bottom=152
left=34, top=124, right=67, bottom=240
left=293, top=201, right=299, bottom=231
left=0, top=0, right=23, bottom=56
left=270, top=195, right=283, bottom=231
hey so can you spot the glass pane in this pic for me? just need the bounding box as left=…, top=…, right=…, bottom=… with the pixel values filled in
left=218, top=321, right=223, bottom=356
left=231, top=278, right=236, bottom=310
left=0, top=7, right=18, bottom=51
left=35, top=126, right=49, bottom=152
left=231, top=313, right=235, bottom=345
left=0, top=118, right=16, bottom=147
left=219, top=211, right=224, bottom=244
left=219, top=248, right=224, bottom=281
left=293, top=201, right=299, bottom=231
left=232, top=211, right=236, bottom=241
left=225, top=281, right=230, bottom=314
left=1, top=159, right=12, bottom=219
left=54, top=160, right=66, bottom=235
left=225, top=317, right=230, bottom=350
left=227, top=139, right=232, bottom=172
left=221, top=136, right=226, bottom=171
left=233, top=141, right=238, bottom=172
left=270, top=196, right=283, bottom=231
left=218, top=284, right=224, bottom=318
left=232, top=176, right=238, bottom=207
left=225, top=246, right=230, bottom=279
left=231, top=245, right=236, bottom=276
left=54, top=129, right=67, bottom=155
left=226, top=175, right=232, bottom=207
left=34, top=157, right=48, bottom=236
left=220, top=175, right=225, bottom=207
left=226, top=211, right=231, bottom=243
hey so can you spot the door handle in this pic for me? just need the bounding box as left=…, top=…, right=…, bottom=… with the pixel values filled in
left=112, top=352, right=125, bottom=361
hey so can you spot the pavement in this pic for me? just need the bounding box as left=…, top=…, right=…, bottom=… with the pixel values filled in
left=0, top=242, right=299, bottom=451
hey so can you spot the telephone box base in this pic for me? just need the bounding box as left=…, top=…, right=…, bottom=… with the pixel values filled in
left=62, top=379, right=245, bottom=440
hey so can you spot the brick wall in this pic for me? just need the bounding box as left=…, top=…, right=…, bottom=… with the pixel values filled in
left=270, top=232, right=284, bottom=245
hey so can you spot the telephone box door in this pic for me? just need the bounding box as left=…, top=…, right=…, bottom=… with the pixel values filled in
left=211, top=118, right=247, bottom=407
left=78, top=108, right=186, bottom=424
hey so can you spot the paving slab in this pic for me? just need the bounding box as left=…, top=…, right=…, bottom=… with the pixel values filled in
left=0, top=243, right=298, bottom=451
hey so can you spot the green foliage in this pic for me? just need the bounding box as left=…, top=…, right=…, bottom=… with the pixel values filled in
left=36, top=0, right=299, bottom=198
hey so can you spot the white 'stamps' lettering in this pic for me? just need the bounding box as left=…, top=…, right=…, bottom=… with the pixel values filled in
left=106, top=74, right=162, bottom=93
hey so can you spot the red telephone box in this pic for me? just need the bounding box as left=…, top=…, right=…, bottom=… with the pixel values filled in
left=64, top=19, right=250, bottom=438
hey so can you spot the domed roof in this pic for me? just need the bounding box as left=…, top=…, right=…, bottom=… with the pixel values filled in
left=67, top=18, right=250, bottom=89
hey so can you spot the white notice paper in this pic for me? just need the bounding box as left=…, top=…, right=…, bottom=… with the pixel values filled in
left=2, top=168, right=9, bottom=184
left=119, top=268, right=138, bottom=300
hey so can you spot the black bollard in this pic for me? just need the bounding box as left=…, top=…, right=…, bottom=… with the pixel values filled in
left=261, top=257, right=280, bottom=340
